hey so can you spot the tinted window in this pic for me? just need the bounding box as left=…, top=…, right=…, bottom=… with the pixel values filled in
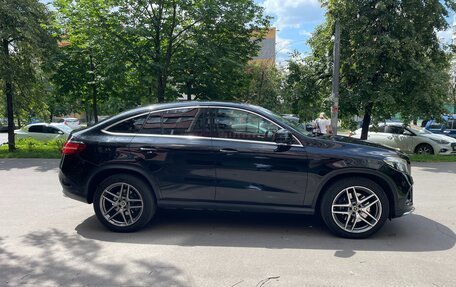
left=369, top=126, right=385, bottom=132
left=429, top=121, right=442, bottom=129
left=385, top=126, right=404, bottom=134
left=140, top=108, right=211, bottom=137
left=141, top=112, right=162, bottom=135
left=44, top=127, right=61, bottom=134
left=162, top=108, right=210, bottom=136
left=214, top=108, right=279, bottom=142
left=28, top=125, right=45, bottom=133
left=107, top=114, right=148, bottom=133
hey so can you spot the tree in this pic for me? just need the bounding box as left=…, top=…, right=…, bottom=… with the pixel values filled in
left=106, top=0, right=268, bottom=103
left=233, top=62, right=284, bottom=112
left=0, top=0, right=55, bottom=151
left=282, top=52, right=331, bottom=122
left=312, top=0, right=455, bottom=139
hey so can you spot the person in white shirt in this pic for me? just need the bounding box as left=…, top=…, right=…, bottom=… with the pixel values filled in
left=313, top=112, right=332, bottom=135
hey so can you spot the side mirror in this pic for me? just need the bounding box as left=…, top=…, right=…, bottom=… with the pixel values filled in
left=403, top=131, right=413, bottom=136
left=58, top=130, right=64, bottom=135
left=274, top=129, right=293, bottom=145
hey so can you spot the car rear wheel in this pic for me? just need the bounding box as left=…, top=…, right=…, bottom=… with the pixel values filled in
left=414, top=143, right=434, bottom=155
left=320, top=178, right=389, bottom=239
left=93, top=174, right=156, bottom=232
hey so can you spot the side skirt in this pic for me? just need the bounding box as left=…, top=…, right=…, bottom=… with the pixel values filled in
left=157, top=200, right=315, bottom=215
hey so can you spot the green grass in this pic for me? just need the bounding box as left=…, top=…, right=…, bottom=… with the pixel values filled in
left=409, top=154, right=456, bottom=162
left=0, top=138, right=63, bottom=159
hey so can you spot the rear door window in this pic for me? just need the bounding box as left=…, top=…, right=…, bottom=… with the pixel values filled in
left=107, top=114, right=148, bottom=134
left=28, top=125, right=45, bottom=133
left=140, top=108, right=212, bottom=137
left=384, top=126, right=404, bottom=134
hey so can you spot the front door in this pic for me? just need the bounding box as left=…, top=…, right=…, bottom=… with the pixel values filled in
left=211, top=108, right=307, bottom=206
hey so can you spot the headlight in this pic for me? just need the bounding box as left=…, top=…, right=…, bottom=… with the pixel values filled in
left=430, top=138, right=449, bottom=145
left=384, top=157, right=410, bottom=174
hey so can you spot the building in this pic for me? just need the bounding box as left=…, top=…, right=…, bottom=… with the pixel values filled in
left=251, top=28, right=276, bottom=66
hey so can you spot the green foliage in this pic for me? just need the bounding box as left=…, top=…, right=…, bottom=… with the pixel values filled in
left=312, top=0, right=455, bottom=138
left=409, top=154, right=456, bottom=162
left=0, top=0, right=56, bottom=150
left=0, top=138, right=63, bottom=158
left=50, top=0, right=269, bottom=116
left=281, top=52, right=331, bottom=121
left=235, top=63, right=283, bottom=112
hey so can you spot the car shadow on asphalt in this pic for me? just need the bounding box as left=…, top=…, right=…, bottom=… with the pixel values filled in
left=0, top=159, right=59, bottom=172
left=76, top=209, right=455, bottom=256
left=0, top=230, right=189, bottom=287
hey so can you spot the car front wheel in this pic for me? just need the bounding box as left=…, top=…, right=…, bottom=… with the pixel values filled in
left=320, top=178, right=389, bottom=239
left=415, top=143, right=434, bottom=155
left=93, top=174, right=156, bottom=232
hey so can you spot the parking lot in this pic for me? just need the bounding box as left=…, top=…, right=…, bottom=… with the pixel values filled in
left=0, top=159, right=455, bottom=287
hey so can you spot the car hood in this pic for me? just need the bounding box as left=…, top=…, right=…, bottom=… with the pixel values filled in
left=419, top=133, right=456, bottom=142
left=311, top=134, right=407, bottom=159
left=321, top=134, right=398, bottom=149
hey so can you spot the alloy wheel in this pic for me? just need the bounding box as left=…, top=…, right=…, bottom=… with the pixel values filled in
left=99, top=182, right=144, bottom=227
left=331, top=186, right=382, bottom=234
left=417, top=145, right=432, bottom=155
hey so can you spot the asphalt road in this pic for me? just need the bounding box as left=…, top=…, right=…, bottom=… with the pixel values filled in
left=0, top=159, right=455, bottom=287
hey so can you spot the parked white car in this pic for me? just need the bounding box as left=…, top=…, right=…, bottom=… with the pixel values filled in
left=351, top=123, right=456, bottom=155
left=15, top=123, right=72, bottom=142
left=57, top=117, right=80, bottom=130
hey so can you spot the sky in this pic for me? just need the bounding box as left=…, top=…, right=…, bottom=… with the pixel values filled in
left=255, top=0, right=455, bottom=64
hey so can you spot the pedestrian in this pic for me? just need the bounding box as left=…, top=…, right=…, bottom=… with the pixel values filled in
left=313, top=112, right=332, bottom=135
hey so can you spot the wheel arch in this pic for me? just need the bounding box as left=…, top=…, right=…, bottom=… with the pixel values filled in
left=85, top=165, right=159, bottom=204
left=313, top=169, right=397, bottom=219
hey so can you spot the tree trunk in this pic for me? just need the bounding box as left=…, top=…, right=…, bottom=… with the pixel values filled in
left=3, top=39, right=15, bottom=152
left=360, top=102, right=373, bottom=140
left=89, top=52, right=98, bottom=123
left=148, top=86, right=153, bottom=104
left=156, top=74, right=166, bottom=103
left=186, top=80, right=192, bottom=101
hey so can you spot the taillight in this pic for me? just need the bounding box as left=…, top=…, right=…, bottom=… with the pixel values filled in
left=62, top=141, right=86, bottom=155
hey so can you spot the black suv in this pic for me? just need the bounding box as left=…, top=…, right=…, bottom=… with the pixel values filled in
left=59, top=102, right=414, bottom=238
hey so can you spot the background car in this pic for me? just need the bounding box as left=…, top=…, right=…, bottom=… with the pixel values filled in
left=351, top=123, right=456, bottom=155
left=424, top=115, right=456, bottom=139
left=57, top=117, right=81, bottom=130
left=15, top=123, right=72, bottom=142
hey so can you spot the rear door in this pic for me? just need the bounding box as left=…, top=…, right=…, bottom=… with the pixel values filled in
left=129, top=107, right=216, bottom=201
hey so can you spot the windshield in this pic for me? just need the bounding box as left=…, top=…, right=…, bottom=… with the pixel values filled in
left=56, top=124, right=73, bottom=133
left=253, top=105, right=311, bottom=136
left=408, top=126, right=431, bottom=135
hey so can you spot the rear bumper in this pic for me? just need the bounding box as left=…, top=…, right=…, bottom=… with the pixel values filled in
left=59, top=170, right=89, bottom=203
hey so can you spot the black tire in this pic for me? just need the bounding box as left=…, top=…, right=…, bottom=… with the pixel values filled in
left=320, top=177, right=389, bottom=239
left=93, top=174, right=156, bottom=232
left=414, top=143, right=434, bottom=155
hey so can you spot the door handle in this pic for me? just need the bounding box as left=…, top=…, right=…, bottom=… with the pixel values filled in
left=219, top=148, right=238, bottom=153
left=139, top=147, right=157, bottom=152
left=387, top=136, right=393, bottom=140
